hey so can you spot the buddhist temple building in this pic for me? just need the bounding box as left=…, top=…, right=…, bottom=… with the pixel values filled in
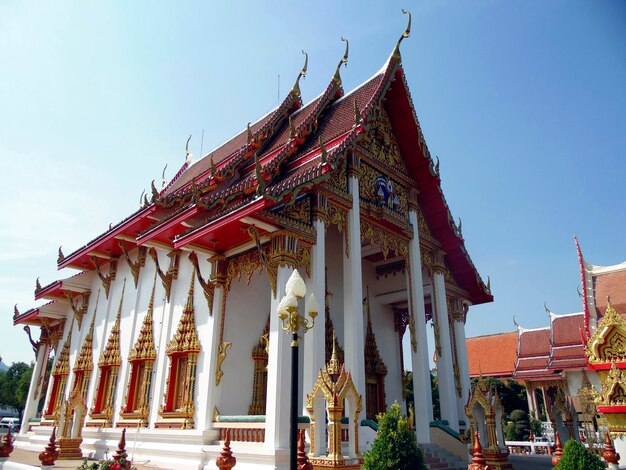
left=12, top=17, right=493, bottom=470
left=466, top=238, right=626, bottom=461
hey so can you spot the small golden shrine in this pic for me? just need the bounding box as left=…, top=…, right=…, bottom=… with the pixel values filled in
left=465, top=379, right=512, bottom=470
left=585, top=300, right=626, bottom=436
left=306, top=335, right=362, bottom=469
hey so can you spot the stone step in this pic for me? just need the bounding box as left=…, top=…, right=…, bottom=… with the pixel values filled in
left=421, top=443, right=468, bottom=470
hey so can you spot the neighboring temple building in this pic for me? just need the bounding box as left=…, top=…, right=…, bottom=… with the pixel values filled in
left=466, top=331, right=517, bottom=379
left=467, top=238, right=626, bottom=461
left=12, top=21, right=492, bottom=470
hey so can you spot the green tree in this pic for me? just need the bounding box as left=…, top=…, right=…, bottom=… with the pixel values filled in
left=556, top=439, right=604, bottom=470
left=363, top=402, right=427, bottom=470
left=0, top=362, right=33, bottom=420
left=504, top=409, right=529, bottom=441
left=404, top=370, right=440, bottom=422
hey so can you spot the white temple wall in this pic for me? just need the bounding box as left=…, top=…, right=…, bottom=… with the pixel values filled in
left=325, top=226, right=345, bottom=345
left=219, top=270, right=270, bottom=415
left=362, top=262, right=404, bottom=408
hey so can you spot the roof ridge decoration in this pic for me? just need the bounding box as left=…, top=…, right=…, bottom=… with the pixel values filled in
left=391, top=9, right=411, bottom=61
left=586, top=298, right=626, bottom=365
left=52, top=317, right=74, bottom=376
left=99, top=280, right=125, bottom=367
left=129, top=273, right=158, bottom=362
left=332, top=37, right=349, bottom=86
left=74, top=290, right=100, bottom=372
left=160, top=53, right=309, bottom=204
left=166, top=269, right=201, bottom=355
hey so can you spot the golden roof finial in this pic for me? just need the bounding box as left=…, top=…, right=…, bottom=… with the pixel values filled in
left=392, top=9, right=412, bottom=59
left=185, top=134, right=192, bottom=159
left=292, top=50, right=308, bottom=97
left=327, top=330, right=341, bottom=377
left=333, top=37, right=349, bottom=84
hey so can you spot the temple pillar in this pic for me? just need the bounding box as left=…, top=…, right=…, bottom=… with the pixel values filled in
left=303, top=214, right=326, bottom=453
left=407, top=207, right=433, bottom=443
left=432, top=253, right=460, bottom=432
left=453, top=306, right=471, bottom=428
left=343, top=155, right=366, bottom=427
left=265, top=232, right=300, bottom=452
left=21, top=329, right=51, bottom=433
left=541, top=386, right=550, bottom=422
left=525, top=383, right=538, bottom=420
left=203, top=255, right=226, bottom=433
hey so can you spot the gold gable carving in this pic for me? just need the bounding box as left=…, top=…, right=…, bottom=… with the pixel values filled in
left=586, top=301, right=626, bottom=364
left=359, top=108, right=407, bottom=175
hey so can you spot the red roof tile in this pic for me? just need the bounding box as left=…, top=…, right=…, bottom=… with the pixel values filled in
left=466, top=332, right=518, bottom=378
left=594, top=270, right=626, bottom=318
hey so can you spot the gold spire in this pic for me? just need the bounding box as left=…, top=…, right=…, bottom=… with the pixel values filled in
left=392, top=9, right=411, bottom=59
left=52, top=317, right=74, bottom=376
left=327, top=331, right=341, bottom=377
left=99, top=280, right=126, bottom=367
left=74, top=290, right=100, bottom=372
left=166, top=270, right=201, bottom=354
left=292, top=50, right=308, bottom=97
left=332, top=37, right=349, bottom=85
left=129, top=273, right=158, bottom=362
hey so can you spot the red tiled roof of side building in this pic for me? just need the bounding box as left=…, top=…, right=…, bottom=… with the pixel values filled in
left=551, top=313, right=585, bottom=346
left=466, top=331, right=518, bottom=378
left=593, top=270, right=626, bottom=318
left=518, top=327, right=550, bottom=358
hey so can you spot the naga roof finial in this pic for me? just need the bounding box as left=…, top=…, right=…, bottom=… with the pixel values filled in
left=292, top=50, right=308, bottom=97
left=185, top=134, right=193, bottom=165
left=161, top=163, right=168, bottom=188
left=333, top=37, right=349, bottom=84
left=544, top=301, right=551, bottom=316
left=392, top=9, right=412, bottom=59
left=57, top=246, right=65, bottom=264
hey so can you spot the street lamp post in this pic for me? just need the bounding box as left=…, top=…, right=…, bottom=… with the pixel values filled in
left=277, top=269, right=319, bottom=470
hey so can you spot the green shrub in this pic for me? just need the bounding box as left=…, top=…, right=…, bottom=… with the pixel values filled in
left=556, top=439, right=604, bottom=470
left=504, top=409, right=529, bottom=440
left=362, top=402, right=427, bottom=470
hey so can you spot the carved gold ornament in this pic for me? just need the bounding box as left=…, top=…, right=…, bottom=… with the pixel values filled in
left=119, top=243, right=146, bottom=288
left=586, top=300, right=626, bottom=365
left=215, top=341, right=232, bottom=386
left=148, top=248, right=180, bottom=303
left=91, top=258, right=117, bottom=299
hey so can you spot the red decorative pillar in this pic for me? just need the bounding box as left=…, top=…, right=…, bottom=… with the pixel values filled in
left=297, top=429, right=312, bottom=470
left=216, top=429, right=236, bottom=469
left=39, top=427, right=59, bottom=467
left=551, top=431, right=563, bottom=468
left=113, top=428, right=131, bottom=469
left=468, top=432, right=490, bottom=470
left=0, top=427, right=14, bottom=458
left=603, top=433, right=621, bottom=470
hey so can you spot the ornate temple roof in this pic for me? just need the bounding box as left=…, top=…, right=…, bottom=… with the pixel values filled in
left=466, top=331, right=518, bottom=378
left=513, top=326, right=557, bottom=380
left=547, top=311, right=585, bottom=370
left=16, top=19, right=493, bottom=327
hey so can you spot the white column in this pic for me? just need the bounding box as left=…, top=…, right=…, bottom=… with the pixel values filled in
left=541, top=386, right=550, bottom=422
left=453, top=315, right=470, bottom=427
left=433, top=263, right=460, bottom=432
left=21, top=334, right=50, bottom=433
left=265, top=265, right=292, bottom=452
left=203, top=283, right=225, bottom=432
left=343, top=166, right=366, bottom=428
left=407, top=209, right=433, bottom=443
left=303, top=217, right=326, bottom=455
left=526, top=384, right=536, bottom=419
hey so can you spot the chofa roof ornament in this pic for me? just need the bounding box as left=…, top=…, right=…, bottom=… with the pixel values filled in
left=392, top=9, right=412, bottom=59
left=292, top=50, right=308, bottom=98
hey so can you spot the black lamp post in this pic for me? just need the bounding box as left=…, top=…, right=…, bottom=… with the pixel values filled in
left=277, top=269, right=319, bottom=470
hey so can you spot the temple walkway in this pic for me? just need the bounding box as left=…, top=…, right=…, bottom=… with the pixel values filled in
left=509, top=454, right=554, bottom=470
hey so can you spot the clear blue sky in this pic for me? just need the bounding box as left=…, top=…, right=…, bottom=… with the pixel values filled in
left=1, top=1, right=625, bottom=365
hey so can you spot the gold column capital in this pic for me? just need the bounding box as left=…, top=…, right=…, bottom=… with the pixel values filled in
left=209, top=255, right=227, bottom=286
left=268, top=230, right=301, bottom=269
left=407, top=188, right=420, bottom=212
left=347, top=152, right=362, bottom=179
